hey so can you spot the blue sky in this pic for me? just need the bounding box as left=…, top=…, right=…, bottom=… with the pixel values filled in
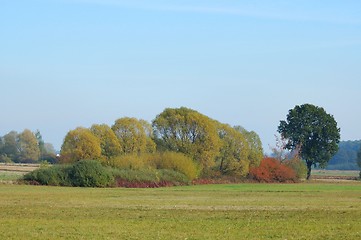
left=1, top=0, right=361, bottom=151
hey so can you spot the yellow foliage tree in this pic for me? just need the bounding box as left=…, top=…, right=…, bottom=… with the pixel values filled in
left=112, top=118, right=155, bottom=155
left=234, top=126, right=264, bottom=167
left=90, top=124, right=121, bottom=160
left=60, top=127, right=102, bottom=163
left=216, top=124, right=250, bottom=177
left=153, top=107, right=220, bottom=173
left=18, top=129, right=40, bottom=163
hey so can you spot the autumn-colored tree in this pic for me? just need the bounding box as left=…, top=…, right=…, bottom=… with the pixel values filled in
left=216, top=123, right=250, bottom=177
left=90, top=124, right=121, bottom=159
left=153, top=107, right=220, bottom=173
left=17, top=129, right=40, bottom=163
left=60, top=127, right=102, bottom=163
left=112, top=117, right=154, bottom=155
left=234, top=126, right=263, bottom=167
left=35, top=130, right=45, bottom=158
left=139, top=119, right=156, bottom=153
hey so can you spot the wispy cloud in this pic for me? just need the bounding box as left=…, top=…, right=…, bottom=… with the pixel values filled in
left=60, top=0, right=361, bottom=25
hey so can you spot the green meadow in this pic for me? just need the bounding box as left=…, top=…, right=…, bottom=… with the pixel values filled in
left=0, top=182, right=360, bottom=239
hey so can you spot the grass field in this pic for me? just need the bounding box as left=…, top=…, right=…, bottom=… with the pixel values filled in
left=0, top=172, right=24, bottom=182
left=312, top=169, right=359, bottom=177
left=0, top=182, right=360, bottom=239
left=0, top=164, right=39, bottom=182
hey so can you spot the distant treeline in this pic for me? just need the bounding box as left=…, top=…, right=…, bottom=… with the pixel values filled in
left=0, top=130, right=57, bottom=163
left=326, top=140, right=361, bottom=170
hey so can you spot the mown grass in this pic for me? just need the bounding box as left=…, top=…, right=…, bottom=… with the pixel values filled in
left=312, top=169, right=359, bottom=177
left=0, top=182, right=360, bottom=239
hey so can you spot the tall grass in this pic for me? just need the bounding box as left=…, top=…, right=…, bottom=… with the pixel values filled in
left=109, top=152, right=199, bottom=180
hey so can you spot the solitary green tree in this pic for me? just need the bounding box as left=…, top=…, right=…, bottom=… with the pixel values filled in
left=278, top=104, right=340, bottom=180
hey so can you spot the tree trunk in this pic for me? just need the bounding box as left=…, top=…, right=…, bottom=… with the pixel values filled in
left=306, top=161, right=312, bottom=180
left=219, top=159, right=224, bottom=172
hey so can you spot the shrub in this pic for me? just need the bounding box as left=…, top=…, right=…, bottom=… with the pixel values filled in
left=24, top=160, right=114, bottom=187
left=108, top=152, right=199, bottom=181
left=110, top=168, right=158, bottom=183
left=249, top=157, right=297, bottom=183
left=284, top=157, right=307, bottom=179
left=109, top=154, right=150, bottom=170
left=158, top=169, right=190, bottom=183
left=110, top=168, right=189, bottom=187
left=0, top=155, right=13, bottom=163
left=23, top=165, right=72, bottom=186
left=69, top=160, right=113, bottom=187
left=155, top=152, right=199, bottom=180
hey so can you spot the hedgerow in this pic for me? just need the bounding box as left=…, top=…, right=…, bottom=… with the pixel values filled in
left=23, top=164, right=72, bottom=186
left=23, top=160, right=113, bottom=187
left=23, top=158, right=191, bottom=187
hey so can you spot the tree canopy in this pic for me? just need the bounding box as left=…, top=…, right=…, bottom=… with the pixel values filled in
left=152, top=107, right=263, bottom=176
left=153, top=107, right=221, bottom=173
left=0, top=131, right=18, bottom=162
left=112, top=117, right=155, bottom=155
left=8, top=107, right=264, bottom=179
left=60, top=127, right=102, bottom=163
left=278, top=104, right=340, bottom=180
left=17, top=129, right=40, bottom=163
left=216, top=123, right=250, bottom=177
left=90, top=124, right=121, bottom=160
left=0, top=130, right=53, bottom=163
left=326, top=140, right=361, bottom=170
left=234, top=126, right=263, bottom=167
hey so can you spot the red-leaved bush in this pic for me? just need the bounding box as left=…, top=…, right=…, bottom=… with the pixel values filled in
left=249, top=157, right=298, bottom=183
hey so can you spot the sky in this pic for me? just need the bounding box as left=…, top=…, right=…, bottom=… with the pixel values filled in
left=1, top=0, right=361, bottom=151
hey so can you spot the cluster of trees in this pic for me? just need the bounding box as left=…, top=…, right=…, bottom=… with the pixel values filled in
left=60, top=104, right=345, bottom=181
left=4, top=103, right=349, bottom=185
left=321, top=139, right=361, bottom=177
left=60, top=107, right=264, bottom=177
left=326, top=140, right=361, bottom=170
left=0, top=130, right=56, bottom=163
